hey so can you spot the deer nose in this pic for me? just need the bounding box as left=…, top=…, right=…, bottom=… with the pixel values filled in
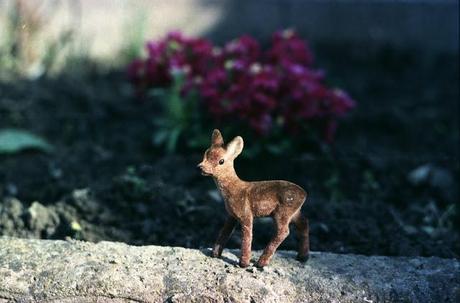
left=197, top=163, right=204, bottom=170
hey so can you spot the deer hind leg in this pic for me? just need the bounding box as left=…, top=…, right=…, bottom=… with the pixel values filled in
left=292, top=210, right=310, bottom=262
left=212, top=216, right=237, bottom=258
left=256, top=210, right=292, bottom=268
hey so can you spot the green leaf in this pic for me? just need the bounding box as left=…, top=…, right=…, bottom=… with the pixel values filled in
left=0, top=129, right=52, bottom=154
left=166, top=128, right=182, bottom=153
left=266, top=140, right=291, bottom=155
left=148, top=88, right=167, bottom=98
left=152, top=129, right=169, bottom=146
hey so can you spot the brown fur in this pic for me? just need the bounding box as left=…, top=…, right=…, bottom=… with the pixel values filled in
left=198, top=129, right=309, bottom=267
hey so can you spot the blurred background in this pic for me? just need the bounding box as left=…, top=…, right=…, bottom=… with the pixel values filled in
left=0, top=0, right=458, bottom=258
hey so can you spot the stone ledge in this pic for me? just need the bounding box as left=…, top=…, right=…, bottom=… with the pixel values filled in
left=0, top=237, right=459, bottom=303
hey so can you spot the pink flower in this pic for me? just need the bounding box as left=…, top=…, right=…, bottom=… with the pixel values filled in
left=127, top=30, right=356, bottom=142
left=267, top=29, right=314, bottom=66
left=328, top=89, right=356, bottom=116
left=250, top=113, right=272, bottom=135
left=127, top=58, right=145, bottom=84
left=224, top=35, right=260, bottom=65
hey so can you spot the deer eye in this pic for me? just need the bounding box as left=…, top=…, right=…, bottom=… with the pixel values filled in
left=219, top=159, right=224, bottom=165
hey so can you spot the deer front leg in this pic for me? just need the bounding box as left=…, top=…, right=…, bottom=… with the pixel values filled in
left=212, top=216, right=237, bottom=258
left=257, top=213, right=290, bottom=267
left=239, top=216, right=253, bottom=268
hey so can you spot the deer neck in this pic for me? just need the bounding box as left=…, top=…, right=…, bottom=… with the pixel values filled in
left=213, top=168, right=244, bottom=201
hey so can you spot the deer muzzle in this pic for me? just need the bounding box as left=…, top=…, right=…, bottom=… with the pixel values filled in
left=197, top=162, right=212, bottom=176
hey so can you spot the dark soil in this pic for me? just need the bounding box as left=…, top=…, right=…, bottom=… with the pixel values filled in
left=1, top=47, right=459, bottom=258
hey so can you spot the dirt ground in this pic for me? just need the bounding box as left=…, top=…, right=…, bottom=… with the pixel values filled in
left=0, top=46, right=458, bottom=258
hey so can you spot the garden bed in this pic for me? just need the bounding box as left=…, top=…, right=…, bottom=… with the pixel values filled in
left=0, top=46, right=458, bottom=258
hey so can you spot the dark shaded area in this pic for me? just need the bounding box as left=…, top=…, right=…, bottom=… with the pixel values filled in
left=0, top=45, right=459, bottom=258
left=204, top=0, right=458, bottom=52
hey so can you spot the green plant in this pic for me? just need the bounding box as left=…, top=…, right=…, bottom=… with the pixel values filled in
left=128, top=30, right=356, bottom=154
left=0, top=0, right=80, bottom=77
left=151, top=71, right=207, bottom=152
left=119, top=9, right=148, bottom=62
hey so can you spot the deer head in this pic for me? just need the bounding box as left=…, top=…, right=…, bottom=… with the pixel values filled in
left=197, top=129, right=244, bottom=179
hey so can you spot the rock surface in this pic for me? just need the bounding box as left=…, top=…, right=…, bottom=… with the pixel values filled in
left=0, top=237, right=459, bottom=303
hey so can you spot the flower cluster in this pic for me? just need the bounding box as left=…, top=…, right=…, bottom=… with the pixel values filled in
left=127, top=32, right=213, bottom=90
left=128, top=30, right=355, bottom=142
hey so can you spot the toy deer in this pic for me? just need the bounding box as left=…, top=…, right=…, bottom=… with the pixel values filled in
left=197, top=129, right=309, bottom=268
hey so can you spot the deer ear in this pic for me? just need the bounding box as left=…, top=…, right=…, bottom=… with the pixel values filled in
left=226, top=136, right=244, bottom=159
left=211, top=129, right=224, bottom=146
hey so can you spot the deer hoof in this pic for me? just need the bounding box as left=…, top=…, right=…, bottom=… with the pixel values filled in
left=297, top=254, right=309, bottom=262
left=239, top=260, right=250, bottom=268
left=256, top=257, right=270, bottom=268
left=211, top=246, right=222, bottom=258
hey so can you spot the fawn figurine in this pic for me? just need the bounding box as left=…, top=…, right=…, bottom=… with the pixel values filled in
left=198, top=129, right=309, bottom=268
